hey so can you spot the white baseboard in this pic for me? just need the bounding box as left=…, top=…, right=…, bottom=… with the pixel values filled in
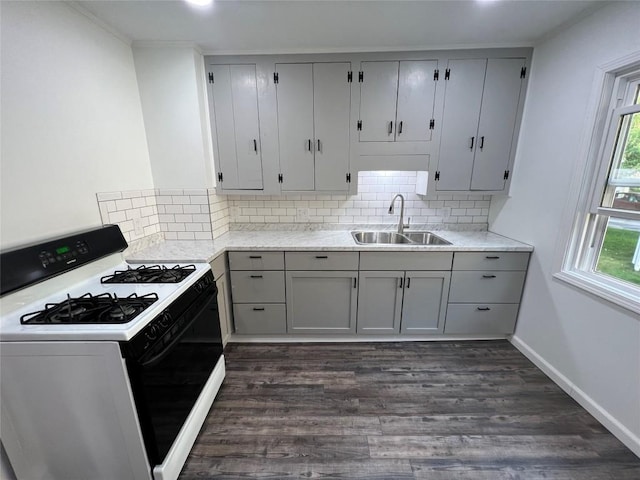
left=229, top=334, right=507, bottom=343
left=510, top=335, right=640, bottom=458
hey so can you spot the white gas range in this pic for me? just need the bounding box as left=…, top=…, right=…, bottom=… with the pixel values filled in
left=0, top=225, right=225, bottom=480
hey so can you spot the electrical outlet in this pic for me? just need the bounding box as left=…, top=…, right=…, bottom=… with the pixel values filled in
left=296, top=207, right=309, bottom=222
left=133, top=217, right=144, bottom=236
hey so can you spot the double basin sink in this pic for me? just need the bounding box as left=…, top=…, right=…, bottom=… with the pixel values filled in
left=352, top=230, right=451, bottom=246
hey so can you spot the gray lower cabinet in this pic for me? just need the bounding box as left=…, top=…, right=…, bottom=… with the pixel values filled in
left=229, top=251, right=287, bottom=334
left=357, top=270, right=450, bottom=335
left=444, top=251, right=530, bottom=335
left=210, top=254, right=233, bottom=346
left=357, top=271, right=404, bottom=334
left=227, top=249, right=529, bottom=337
left=233, top=304, right=287, bottom=334
left=286, top=271, right=358, bottom=334
left=401, top=271, right=451, bottom=334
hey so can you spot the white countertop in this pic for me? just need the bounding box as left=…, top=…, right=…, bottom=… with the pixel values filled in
left=126, top=229, right=533, bottom=264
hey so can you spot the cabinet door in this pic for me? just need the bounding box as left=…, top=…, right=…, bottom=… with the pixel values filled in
left=314, top=62, right=351, bottom=191
left=276, top=63, right=315, bottom=191
left=357, top=271, right=403, bottom=334
left=436, top=59, right=486, bottom=191
left=470, top=58, right=525, bottom=191
left=286, top=271, right=357, bottom=334
left=401, top=271, right=450, bottom=334
left=210, top=64, right=263, bottom=190
left=396, top=60, right=437, bottom=142
left=359, top=61, right=399, bottom=142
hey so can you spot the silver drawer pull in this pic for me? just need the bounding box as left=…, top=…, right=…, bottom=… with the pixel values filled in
left=482, top=274, right=496, bottom=278
left=252, top=307, right=265, bottom=311
left=249, top=255, right=262, bottom=259
left=315, top=255, right=328, bottom=259
left=250, top=275, right=264, bottom=279
left=477, top=307, right=491, bottom=311
left=485, top=256, right=500, bottom=259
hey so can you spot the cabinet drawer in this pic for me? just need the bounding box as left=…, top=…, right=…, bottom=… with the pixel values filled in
left=444, top=304, right=519, bottom=334
left=230, top=271, right=286, bottom=303
left=228, top=251, right=284, bottom=271
left=233, top=304, right=287, bottom=334
left=359, top=252, right=453, bottom=271
left=453, top=252, right=530, bottom=271
left=210, top=254, right=227, bottom=280
left=285, top=252, right=359, bottom=270
left=449, top=271, right=526, bottom=303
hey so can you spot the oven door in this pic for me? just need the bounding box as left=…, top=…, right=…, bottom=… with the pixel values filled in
left=126, top=282, right=224, bottom=477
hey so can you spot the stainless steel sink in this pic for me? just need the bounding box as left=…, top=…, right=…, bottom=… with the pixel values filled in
left=352, top=231, right=413, bottom=245
left=401, top=231, right=451, bottom=245
left=351, top=230, right=451, bottom=246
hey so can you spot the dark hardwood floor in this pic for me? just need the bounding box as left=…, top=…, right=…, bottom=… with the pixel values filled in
left=179, top=341, right=640, bottom=479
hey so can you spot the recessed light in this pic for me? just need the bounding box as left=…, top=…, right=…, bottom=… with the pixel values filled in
left=184, top=0, right=213, bottom=7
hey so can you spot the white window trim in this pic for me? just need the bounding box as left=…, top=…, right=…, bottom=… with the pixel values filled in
left=554, top=51, right=640, bottom=316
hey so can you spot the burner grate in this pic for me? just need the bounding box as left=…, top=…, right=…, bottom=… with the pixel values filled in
left=20, top=292, right=159, bottom=324
left=101, top=264, right=196, bottom=284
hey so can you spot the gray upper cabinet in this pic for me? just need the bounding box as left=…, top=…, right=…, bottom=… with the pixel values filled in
left=359, top=60, right=437, bottom=143
left=208, top=64, right=263, bottom=190
left=276, top=62, right=351, bottom=192
left=436, top=57, right=526, bottom=192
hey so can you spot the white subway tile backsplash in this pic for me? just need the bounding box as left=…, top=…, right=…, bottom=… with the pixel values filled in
left=98, top=173, right=487, bottom=245
left=115, top=199, right=133, bottom=211
left=165, top=205, right=184, bottom=214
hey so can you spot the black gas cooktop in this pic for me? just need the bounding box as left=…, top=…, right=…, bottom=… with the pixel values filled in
left=20, top=292, right=159, bottom=324
left=101, top=264, right=196, bottom=284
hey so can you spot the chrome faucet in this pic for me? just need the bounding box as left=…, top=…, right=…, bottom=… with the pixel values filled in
left=388, top=194, right=409, bottom=234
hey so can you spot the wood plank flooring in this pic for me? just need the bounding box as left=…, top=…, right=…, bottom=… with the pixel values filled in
left=179, top=341, right=640, bottom=479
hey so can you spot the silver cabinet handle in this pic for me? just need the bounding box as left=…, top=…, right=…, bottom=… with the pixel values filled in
left=249, top=255, right=262, bottom=259
left=398, top=277, right=403, bottom=289
left=477, top=307, right=491, bottom=311
left=479, top=136, right=485, bottom=150
left=250, top=275, right=264, bottom=279
left=315, top=255, right=328, bottom=259
left=253, top=139, right=258, bottom=153
left=317, top=139, right=321, bottom=153
left=253, top=307, right=265, bottom=311
left=470, top=136, right=475, bottom=150
left=406, top=277, right=411, bottom=288
left=485, top=256, right=500, bottom=259
left=353, top=277, right=357, bottom=289
left=388, top=121, right=393, bottom=135
left=398, top=121, right=403, bottom=134
left=482, top=274, right=497, bottom=279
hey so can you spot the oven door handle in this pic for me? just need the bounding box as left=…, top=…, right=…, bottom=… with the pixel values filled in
left=138, top=285, right=217, bottom=368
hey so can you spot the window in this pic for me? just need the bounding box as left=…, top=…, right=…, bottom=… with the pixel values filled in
left=560, top=58, right=640, bottom=314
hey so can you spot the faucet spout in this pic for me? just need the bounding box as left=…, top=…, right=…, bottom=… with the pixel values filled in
left=388, top=194, right=406, bottom=234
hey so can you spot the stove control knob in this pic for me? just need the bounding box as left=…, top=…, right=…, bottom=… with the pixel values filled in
left=158, top=313, right=171, bottom=328
left=145, top=324, right=161, bottom=341
left=144, top=330, right=157, bottom=342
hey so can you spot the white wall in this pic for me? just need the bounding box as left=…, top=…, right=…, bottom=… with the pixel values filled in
left=0, top=1, right=154, bottom=249
left=490, top=2, right=640, bottom=454
left=132, top=46, right=214, bottom=190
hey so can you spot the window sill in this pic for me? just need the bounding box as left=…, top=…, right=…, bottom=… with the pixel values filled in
left=554, top=269, right=640, bottom=316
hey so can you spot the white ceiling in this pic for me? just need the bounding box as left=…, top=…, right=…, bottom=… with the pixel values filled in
left=73, top=0, right=605, bottom=54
